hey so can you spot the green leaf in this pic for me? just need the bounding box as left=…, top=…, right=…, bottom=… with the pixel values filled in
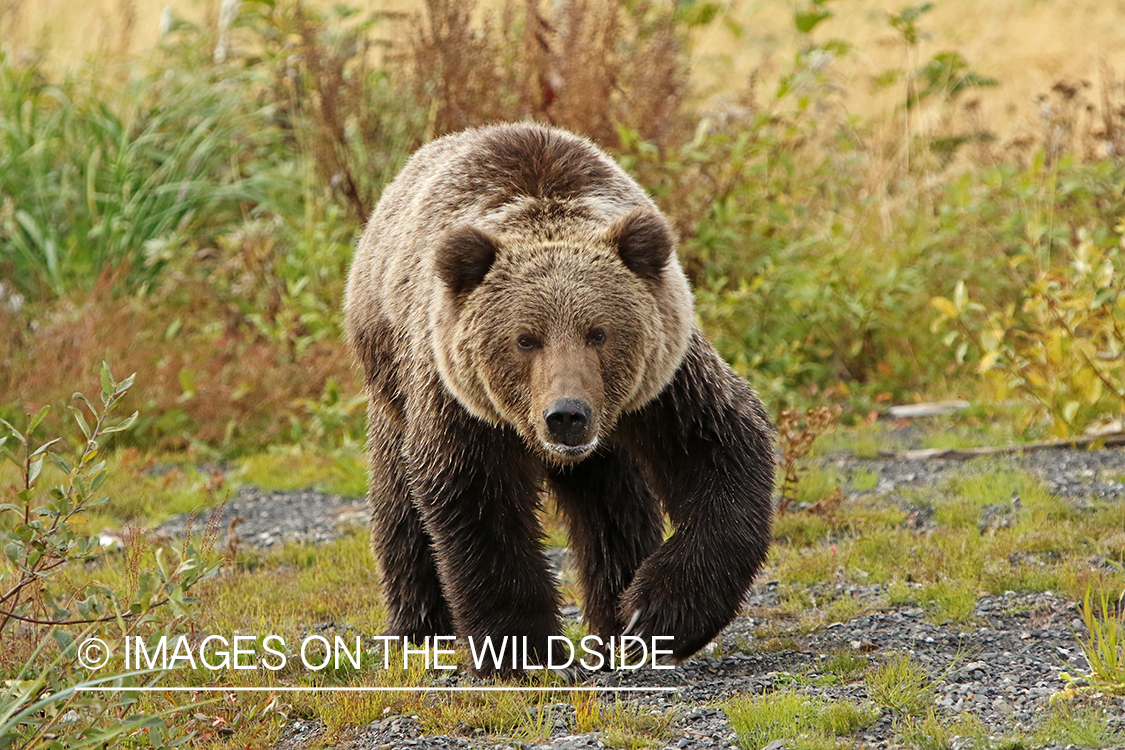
left=69, top=406, right=92, bottom=440
left=51, top=629, right=76, bottom=657
left=72, top=391, right=95, bottom=412
left=0, top=418, right=25, bottom=445
left=794, top=9, right=831, bottom=34
left=28, top=405, right=50, bottom=434
left=28, top=456, right=43, bottom=486
left=29, top=437, right=61, bottom=459
left=50, top=454, right=72, bottom=475
left=901, top=2, right=934, bottom=23
left=115, top=372, right=136, bottom=395
left=101, top=411, right=139, bottom=435
left=100, top=361, right=115, bottom=402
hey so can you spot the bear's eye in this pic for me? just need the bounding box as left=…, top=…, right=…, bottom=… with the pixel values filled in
left=585, top=327, right=606, bottom=347
left=516, top=334, right=539, bottom=352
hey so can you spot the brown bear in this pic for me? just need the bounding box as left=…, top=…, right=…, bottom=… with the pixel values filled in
left=344, top=122, right=774, bottom=677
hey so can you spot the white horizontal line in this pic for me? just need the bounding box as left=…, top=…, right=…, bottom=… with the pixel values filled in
left=75, top=686, right=677, bottom=693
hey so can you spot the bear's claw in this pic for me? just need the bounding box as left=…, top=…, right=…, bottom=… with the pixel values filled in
left=622, top=609, right=642, bottom=637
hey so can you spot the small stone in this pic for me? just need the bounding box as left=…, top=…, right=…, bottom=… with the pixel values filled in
left=992, top=697, right=1014, bottom=716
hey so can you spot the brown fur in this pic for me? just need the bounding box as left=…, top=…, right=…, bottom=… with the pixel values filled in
left=344, top=123, right=774, bottom=677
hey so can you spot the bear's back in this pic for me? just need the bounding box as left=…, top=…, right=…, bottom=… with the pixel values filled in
left=417, top=124, right=645, bottom=218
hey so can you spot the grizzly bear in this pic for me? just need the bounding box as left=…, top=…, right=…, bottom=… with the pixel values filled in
left=344, top=123, right=774, bottom=677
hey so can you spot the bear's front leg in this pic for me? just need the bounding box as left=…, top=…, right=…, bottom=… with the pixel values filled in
left=548, top=448, right=663, bottom=642
left=366, top=389, right=455, bottom=643
left=404, top=386, right=563, bottom=678
left=616, top=330, right=776, bottom=661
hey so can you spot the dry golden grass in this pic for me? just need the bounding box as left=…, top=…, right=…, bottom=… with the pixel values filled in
left=5, top=0, right=1123, bottom=147
left=692, top=0, right=1125, bottom=148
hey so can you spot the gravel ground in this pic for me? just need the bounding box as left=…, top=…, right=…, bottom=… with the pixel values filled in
left=157, top=443, right=1125, bottom=750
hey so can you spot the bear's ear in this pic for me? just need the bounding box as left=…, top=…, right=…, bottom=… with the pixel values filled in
left=607, top=208, right=675, bottom=282
left=437, top=224, right=499, bottom=297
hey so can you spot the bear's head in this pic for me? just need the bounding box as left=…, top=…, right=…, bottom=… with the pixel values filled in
left=430, top=205, right=694, bottom=464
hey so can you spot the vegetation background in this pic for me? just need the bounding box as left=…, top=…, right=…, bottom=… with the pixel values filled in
left=1, top=0, right=1124, bottom=747
left=3, top=0, right=1124, bottom=446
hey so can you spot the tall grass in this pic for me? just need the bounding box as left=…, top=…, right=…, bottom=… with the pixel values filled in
left=0, top=49, right=293, bottom=298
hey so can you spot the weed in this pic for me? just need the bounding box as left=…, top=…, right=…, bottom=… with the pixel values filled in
left=932, top=218, right=1125, bottom=437
left=1034, top=700, right=1125, bottom=748
left=777, top=407, right=841, bottom=513
left=1059, top=585, right=1125, bottom=695
left=599, top=699, right=675, bottom=750
left=410, top=0, right=689, bottom=149
left=235, top=446, right=366, bottom=497
left=919, top=578, right=979, bottom=624
left=866, top=652, right=936, bottom=717
left=772, top=509, right=834, bottom=549
left=821, top=650, right=869, bottom=683
left=0, top=50, right=288, bottom=299
left=724, top=689, right=880, bottom=750
left=896, top=709, right=993, bottom=750
left=849, top=468, right=879, bottom=493
left=896, top=707, right=952, bottom=750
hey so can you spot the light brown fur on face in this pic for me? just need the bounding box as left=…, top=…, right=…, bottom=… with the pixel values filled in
left=345, top=125, right=693, bottom=458
left=527, top=336, right=605, bottom=459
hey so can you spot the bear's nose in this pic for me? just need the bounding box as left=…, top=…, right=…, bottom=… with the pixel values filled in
left=544, top=398, right=592, bottom=446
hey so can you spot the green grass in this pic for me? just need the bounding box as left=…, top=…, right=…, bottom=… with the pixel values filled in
left=1034, top=702, right=1125, bottom=748
left=918, top=578, right=980, bottom=624
left=0, top=446, right=228, bottom=531
left=234, top=446, right=367, bottom=497
left=0, top=53, right=291, bottom=299
left=1068, top=587, right=1125, bottom=694
left=770, top=462, right=1125, bottom=615
left=821, top=650, right=869, bottom=683
left=724, top=690, right=880, bottom=750
left=866, top=652, right=936, bottom=717
left=598, top=700, right=676, bottom=750
left=896, top=710, right=990, bottom=750
left=9, top=423, right=1125, bottom=748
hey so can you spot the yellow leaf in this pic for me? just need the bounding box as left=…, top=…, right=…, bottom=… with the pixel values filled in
left=1086, top=376, right=1103, bottom=404
left=1074, top=368, right=1093, bottom=390
left=1048, top=331, right=1064, bottom=363
left=978, top=351, right=1000, bottom=373
left=931, top=296, right=958, bottom=318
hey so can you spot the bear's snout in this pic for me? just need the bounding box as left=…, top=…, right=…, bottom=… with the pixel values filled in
left=543, top=398, right=592, bottom=447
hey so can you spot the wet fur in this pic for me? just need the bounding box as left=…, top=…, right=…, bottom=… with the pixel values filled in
left=344, top=123, right=775, bottom=677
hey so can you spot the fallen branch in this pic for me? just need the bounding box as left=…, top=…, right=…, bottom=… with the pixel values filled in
left=886, top=400, right=970, bottom=419
left=879, top=432, right=1125, bottom=460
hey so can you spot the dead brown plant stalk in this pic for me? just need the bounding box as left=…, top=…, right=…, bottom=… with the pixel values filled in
left=410, top=0, right=689, bottom=149
left=776, top=405, right=841, bottom=514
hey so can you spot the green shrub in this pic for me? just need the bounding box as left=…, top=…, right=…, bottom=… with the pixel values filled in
left=932, top=179, right=1125, bottom=436
left=0, top=364, right=220, bottom=748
